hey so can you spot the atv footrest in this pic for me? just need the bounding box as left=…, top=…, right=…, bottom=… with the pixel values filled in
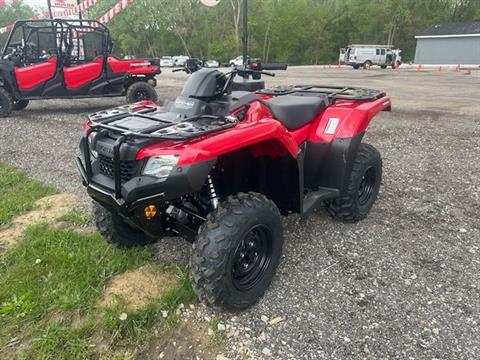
left=302, top=187, right=339, bottom=217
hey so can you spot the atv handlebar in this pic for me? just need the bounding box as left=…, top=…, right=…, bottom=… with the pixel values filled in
left=261, top=63, right=288, bottom=71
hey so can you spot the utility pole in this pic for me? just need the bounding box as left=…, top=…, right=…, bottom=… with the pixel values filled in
left=77, top=0, right=83, bottom=20
left=242, top=0, right=248, bottom=65
left=47, top=0, right=53, bottom=19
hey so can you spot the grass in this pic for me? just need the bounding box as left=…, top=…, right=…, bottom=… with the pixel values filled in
left=0, top=162, right=199, bottom=358
left=58, top=208, right=92, bottom=227
left=209, top=317, right=227, bottom=347
left=0, top=162, right=54, bottom=225
left=0, top=225, right=197, bottom=359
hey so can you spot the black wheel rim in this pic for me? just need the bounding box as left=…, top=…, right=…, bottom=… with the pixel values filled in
left=358, top=166, right=377, bottom=206
left=232, top=224, right=273, bottom=291
left=134, top=89, right=149, bottom=101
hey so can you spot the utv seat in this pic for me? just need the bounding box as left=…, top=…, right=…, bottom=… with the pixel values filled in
left=264, top=95, right=328, bottom=130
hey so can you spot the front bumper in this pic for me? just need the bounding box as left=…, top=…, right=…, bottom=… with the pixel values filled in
left=76, top=132, right=215, bottom=235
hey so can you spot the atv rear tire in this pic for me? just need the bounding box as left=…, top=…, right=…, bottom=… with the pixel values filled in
left=12, top=99, right=29, bottom=111
left=0, top=87, right=13, bottom=117
left=93, top=202, right=155, bottom=247
left=190, top=192, right=283, bottom=311
left=326, top=143, right=382, bottom=222
left=126, top=81, right=158, bottom=103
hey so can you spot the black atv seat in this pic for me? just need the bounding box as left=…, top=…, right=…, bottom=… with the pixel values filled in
left=264, top=95, right=328, bottom=130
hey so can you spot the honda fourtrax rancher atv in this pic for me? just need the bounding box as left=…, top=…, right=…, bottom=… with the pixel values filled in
left=0, top=19, right=160, bottom=117
left=76, top=65, right=391, bottom=310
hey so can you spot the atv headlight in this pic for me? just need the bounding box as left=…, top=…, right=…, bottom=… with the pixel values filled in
left=142, top=155, right=179, bottom=179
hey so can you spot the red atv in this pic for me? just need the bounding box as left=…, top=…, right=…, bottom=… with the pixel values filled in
left=0, top=19, right=160, bottom=117
left=76, top=66, right=391, bottom=310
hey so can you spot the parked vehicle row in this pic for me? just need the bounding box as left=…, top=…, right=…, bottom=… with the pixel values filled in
left=160, top=55, right=220, bottom=68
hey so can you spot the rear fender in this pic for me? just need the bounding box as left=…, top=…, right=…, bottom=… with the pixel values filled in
left=308, top=95, right=391, bottom=142
left=304, top=96, right=390, bottom=194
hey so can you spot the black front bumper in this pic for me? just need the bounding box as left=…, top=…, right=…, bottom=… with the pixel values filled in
left=76, top=131, right=215, bottom=235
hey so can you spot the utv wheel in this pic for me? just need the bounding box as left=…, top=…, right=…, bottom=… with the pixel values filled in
left=190, top=192, right=283, bottom=311
left=126, top=82, right=158, bottom=103
left=326, top=143, right=382, bottom=222
left=12, top=99, right=29, bottom=111
left=0, top=87, right=13, bottom=117
left=93, top=202, right=155, bottom=247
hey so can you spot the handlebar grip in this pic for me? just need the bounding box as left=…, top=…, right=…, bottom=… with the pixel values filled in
left=261, top=63, right=288, bottom=71
left=262, top=71, right=275, bottom=77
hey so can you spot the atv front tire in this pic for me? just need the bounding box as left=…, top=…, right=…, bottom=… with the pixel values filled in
left=0, top=87, right=13, bottom=117
left=326, top=143, right=382, bottom=222
left=12, top=99, right=29, bottom=111
left=126, top=81, right=158, bottom=103
left=93, top=202, right=155, bottom=247
left=190, top=192, right=283, bottom=311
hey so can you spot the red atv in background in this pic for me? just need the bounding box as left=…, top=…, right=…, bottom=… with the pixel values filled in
left=0, top=19, right=160, bottom=117
left=76, top=65, right=391, bottom=311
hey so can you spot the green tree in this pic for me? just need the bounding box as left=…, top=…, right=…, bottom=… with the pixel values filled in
left=0, top=0, right=35, bottom=48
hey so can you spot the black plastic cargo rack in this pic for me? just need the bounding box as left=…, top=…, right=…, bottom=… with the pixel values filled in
left=257, top=85, right=386, bottom=101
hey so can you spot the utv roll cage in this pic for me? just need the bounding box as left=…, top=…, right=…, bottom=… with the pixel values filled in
left=1, top=19, right=111, bottom=65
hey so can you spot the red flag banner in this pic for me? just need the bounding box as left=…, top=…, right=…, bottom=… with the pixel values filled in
left=0, top=0, right=134, bottom=34
left=97, top=0, right=134, bottom=25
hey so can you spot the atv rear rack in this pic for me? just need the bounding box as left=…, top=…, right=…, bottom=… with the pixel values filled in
left=257, top=85, right=386, bottom=101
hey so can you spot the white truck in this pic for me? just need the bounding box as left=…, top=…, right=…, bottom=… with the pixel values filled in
left=344, top=45, right=402, bottom=69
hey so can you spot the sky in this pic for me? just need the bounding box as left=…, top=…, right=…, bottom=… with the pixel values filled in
left=24, top=0, right=47, bottom=9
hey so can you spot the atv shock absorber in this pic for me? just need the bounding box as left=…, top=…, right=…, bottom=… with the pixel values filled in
left=207, top=175, right=219, bottom=209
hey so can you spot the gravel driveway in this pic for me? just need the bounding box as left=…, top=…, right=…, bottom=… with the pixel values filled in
left=0, top=67, right=478, bottom=359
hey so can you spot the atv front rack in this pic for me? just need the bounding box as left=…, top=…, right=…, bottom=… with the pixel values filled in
left=79, top=106, right=237, bottom=200
left=257, top=85, right=386, bottom=101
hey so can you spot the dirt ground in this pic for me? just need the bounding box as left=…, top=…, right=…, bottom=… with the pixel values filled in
left=0, top=66, right=478, bottom=359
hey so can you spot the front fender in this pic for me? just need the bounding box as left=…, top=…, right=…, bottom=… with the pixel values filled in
left=136, top=118, right=301, bottom=166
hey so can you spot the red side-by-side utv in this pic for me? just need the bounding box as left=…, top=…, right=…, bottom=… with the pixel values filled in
left=0, top=19, right=160, bottom=116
